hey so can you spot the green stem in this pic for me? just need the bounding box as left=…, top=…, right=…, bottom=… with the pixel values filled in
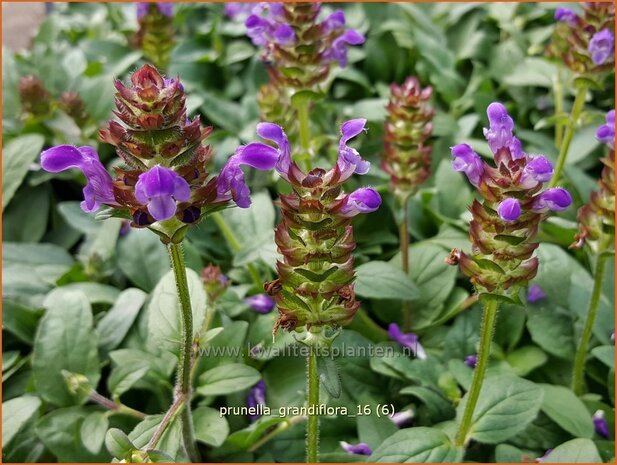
left=454, top=299, right=499, bottom=447
left=167, top=243, right=200, bottom=462
left=88, top=390, right=146, bottom=420
left=549, top=84, right=587, bottom=188
left=297, top=100, right=312, bottom=171
left=146, top=393, right=186, bottom=451
left=398, top=194, right=412, bottom=331
left=306, top=348, right=319, bottom=463
left=571, top=255, right=608, bottom=395
left=553, top=71, right=564, bottom=148
left=211, top=212, right=263, bottom=290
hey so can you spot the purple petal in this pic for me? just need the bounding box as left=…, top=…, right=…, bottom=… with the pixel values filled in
left=527, top=284, right=546, bottom=303
left=256, top=122, right=291, bottom=178
left=134, top=165, right=191, bottom=221
left=464, top=354, right=478, bottom=368
left=593, top=410, right=609, bottom=438
left=483, top=102, right=518, bottom=155
left=389, top=409, right=414, bottom=428
left=216, top=163, right=251, bottom=208
left=337, top=119, right=370, bottom=177
left=522, top=155, right=554, bottom=185
left=451, top=144, right=484, bottom=187
left=388, top=323, right=426, bottom=359
left=588, top=29, right=614, bottom=65
left=340, top=441, right=372, bottom=456
left=322, top=10, right=346, bottom=34
left=273, top=24, right=295, bottom=45
left=245, top=294, right=276, bottom=314
left=340, top=188, right=381, bottom=217
left=554, top=7, right=578, bottom=25
left=498, top=198, right=522, bottom=222
left=246, top=380, right=266, bottom=422
left=234, top=143, right=280, bottom=170
left=40, top=145, right=115, bottom=213
left=596, top=109, right=615, bottom=149
left=156, top=2, right=173, bottom=17
left=532, top=187, right=573, bottom=213
left=324, top=29, right=365, bottom=67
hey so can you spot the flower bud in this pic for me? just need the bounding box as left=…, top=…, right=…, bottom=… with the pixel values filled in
left=59, top=91, right=90, bottom=127
left=19, top=75, right=52, bottom=117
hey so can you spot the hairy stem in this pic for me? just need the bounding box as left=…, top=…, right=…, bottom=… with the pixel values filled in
left=454, top=299, right=499, bottom=447
left=571, top=255, right=608, bottom=395
left=211, top=212, right=263, bottom=290
left=167, top=243, right=200, bottom=462
left=89, top=391, right=146, bottom=420
left=398, top=194, right=412, bottom=331
left=146, top=393, right=186, bottom=451
left=306, top=348, right=319, bottom=463
left=549, top=84, right=587, bottom=188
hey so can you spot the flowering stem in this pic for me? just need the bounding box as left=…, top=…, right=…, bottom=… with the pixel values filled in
left=146, top=392, right=186, bottom=451
left=398, top=194, right=412, bottom=331
left=167, top=242, right=200, bottom=462
left=306, top=347, right=319, bottom=463
left=454, top=298, right=499, bottom=447
left=571, top=254, right=608, bottom=395
left=549, top=84, right=587, bottom=188
left=553, top=71, right=564, bottom=148
left=297, top=100, right=312, bottom=171
left=211, top=212, right=262, bottom=290
left=88, top=390, right=146, bottom=420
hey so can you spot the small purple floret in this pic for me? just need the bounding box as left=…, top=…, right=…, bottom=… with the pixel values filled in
left=40, top=145, right=116, bottom=213
left=388, top=323, right=426, bottom=359
left=554, top=7, right=578, bottom=25
left=527, top=284, right=546, bottom=303
left=593, top=410, right=610, bottom=438
left=596, top=109, right=615, bottom=150
left=340, top=441, right=372, bottom=456
left=323, top=29, right=365, bottom=67
left=522, top=156, right=554, bottom=185
left=340, top=188, right=382, bottom=217
left=337, top=118, right=371, bottom=178
left=532, top=187, right=573, bottom=213
left=464, top=354, right=478, bottom=368
left=588, top=29, right=614, bottom=65
left=451, top=144, right=484, bottom=187
left=245, top=294, right=276, bottom=314
left=497, top=198, right=522, bottom=222
left=246, top=380, right=266, bottom=422
left=134, top=165, right=191, bottom=221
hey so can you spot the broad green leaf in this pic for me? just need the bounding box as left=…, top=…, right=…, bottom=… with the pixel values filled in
left=3, top=183, right=50, bottom=242
left=526, top=304, right=575, bottom=359
left=456, top=375, right=543, bottom=444
left=505, top=346, right=547, bottom=376
left=118, top=229, right=170, bottom=291
left=2, top=134, right=45, bottom=210
left=32, top=291, right=100, bottom=406
left=129, top=414, right=182, bottom=460
left=47, top=282, right=120, bottom=306
left=503, top=57, right=557, bottom=88
left=225, top=415, right=288, bottom=450
left=592, top=345, right=615, bottom=369
left=105, top=428, right=135, bottom=460
left=193, top=406, right=230, bottom=447
left=355, top=261, right=418, bottom=300
left=197, top=363, right=261, bottom=396
left=2, top=396, right=41, bottom=447
left=399, top=386, right=456, bottom=423
left=147, top=268, right=206, bottom=353
left=57, top=201, right=99, bottom=235
left=369, top=427, right=463, bottom=462
left=80, top=411, right=108, bottom=454
left=539, top=384, right=594, bottom=438
left=96, top=288, right=147, bottom=355
left=543, top=438, right=602, bottom=463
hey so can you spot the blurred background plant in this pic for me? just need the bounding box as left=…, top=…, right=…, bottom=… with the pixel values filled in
left=2, top=3, right=614, bottom=464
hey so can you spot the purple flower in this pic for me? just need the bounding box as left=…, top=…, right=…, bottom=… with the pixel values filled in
left=339, top=188, right=382, bottom=217
left=588, top=29, right=614, bottom=65
left=527, top=284, right=546, bottom=303
left=322, top=10, right=346, bottom=34
left=245, top=294, right=276, bottom=314
left=323, top=29, right=365, bottom=67
left=40, top=145, right=116, bottom=213
left=389, top=409, right=414, bottom=428
left=497, top=198, right=522, bottom=222
left=451, top=144, right=484, bottom=187
left=134, top=165, right=191, bottom=221
left=340, top=441, right=372, bottom=456
left=337, top=118, right=371, bottom=179
left=521, top=156, right=554, bottom=187
left=554, top=7, right=578, bottom=25
left=216, top=140, right=280, bottom=208
left=245, top=13, right=295, bottom=47
left=255, top=122, right=292, bottom=179
left=388, top=323, right=426, bottom=359
left=136, top=2, right=173, bottom=19
left=593, top=410, right=609, bottom=438
left=483, top=102, right=524, bottom=158
left=246, top=380, right=266, bottom=422
left=464, top=354, right=478, bottom=368
left=532, top=187, right=573, bottom=213
left=596, top=109, right=615, bottom=149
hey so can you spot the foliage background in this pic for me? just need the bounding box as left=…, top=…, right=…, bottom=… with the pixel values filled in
left=2, top=2, right=615, bottom=463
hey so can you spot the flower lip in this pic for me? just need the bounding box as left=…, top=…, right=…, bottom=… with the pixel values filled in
left=388, top=323, right=426, bottom=359
left=522, top=156, right=554, bottom=184
left=337, top=118, right=371, bottom=178
left=593, top=410, right=609, bottom=438
left=134, top=165, right=191, bottom=221
left=340, top=187, right=382, bottom=217
left=498, top=198, right=522, bottom=222
left=532, top=187, right=573, bottom=213
left=245, top=294, right=276, bottom=314
left=596, top=109, right=615, bottom=149
left=588, top=29, right=614, bottom=65
left=340, top=441, right=372, bottom=456
left=451, top=143, right=484, bottom=187
left=554, top=7, right=578, bottom=24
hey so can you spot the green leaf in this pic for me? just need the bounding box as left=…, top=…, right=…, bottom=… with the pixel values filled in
left=503, top=57, right=557, bottom=88
left=47, top=282, right=120, bottom=306
left=399, top=386, right=456, bottom=423
left=505, top=346, right=547, bottom=376
left=3, top=183, right=50, bottom=242
left=2, top=396, right=41, bottom=447
left=118, top=229, right=170, bottom=291
left=105, top=427, right=135, bottom=460
left=32, top=291, right=100, bottom=406
left=369, top=427, right=463, bottom=462
left=317, top=356, right=342, bottom=399
left=456, top=375, right=543, bottom=444
left=539, top=384, right=594, bottom=439
left=197, top=363, right=261, bottom=396
left=96, top=288, right=146, bottom=355
left=147, top=268, right=206, bottom=353
left=80, top=412, right=108, bottom=455
left=526, top=304, right=575, bottom=359
left=355, top=261, right=419, bottom=300
left=290, top=89, right=324, bottom=108
left=543, top=438, right=602, bottom=463
left=129, top=414, right=182, bottom=459
left=2, top=134, right=45, bottom=210
left=592, top=345, right=615, bottom=369
left=193, top=406, right=230, bottom=447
